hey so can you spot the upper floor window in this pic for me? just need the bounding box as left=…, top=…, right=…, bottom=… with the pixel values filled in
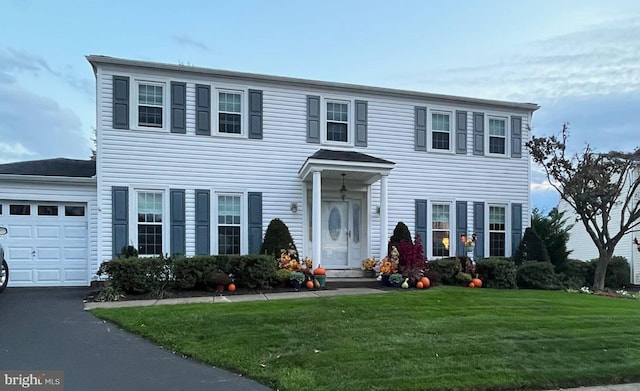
left=489, top=205, right=506, bottom=256
left=432, top=203, right=451, bottom=257
left=218, top=91, right=243, bottom=134
left=431, top=112, right=451, bottom=151
left=326, top=100, right=349, bottom=142
left=488, top=117, right=507, bottom=155
left=137, top=191, right=163, bottom=256
left=137, top=83, right=164, bottom=128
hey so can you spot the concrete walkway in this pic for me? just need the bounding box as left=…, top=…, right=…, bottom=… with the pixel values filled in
left=84, top=287, right=387, bottom=310
left=84, top=287, right=640, bottom=391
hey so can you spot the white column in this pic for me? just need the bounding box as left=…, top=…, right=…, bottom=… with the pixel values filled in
left=379, top=174, right=389, bottom=259
left=312, top=170, right=322, bottom=268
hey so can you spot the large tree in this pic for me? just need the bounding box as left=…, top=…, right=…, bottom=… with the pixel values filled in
left=527, top=124, right=640, bottom=290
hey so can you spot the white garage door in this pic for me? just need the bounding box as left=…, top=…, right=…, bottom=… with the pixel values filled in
left=0, top=201, right=89, bottom=287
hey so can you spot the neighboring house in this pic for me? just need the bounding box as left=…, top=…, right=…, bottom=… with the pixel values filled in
left=0, top=55, right=539, bottom=287
left=562, top=164, right=640, bottom=284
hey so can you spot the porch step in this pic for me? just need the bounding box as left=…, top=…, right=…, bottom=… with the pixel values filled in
left=326, top=269, right=370, bottom=278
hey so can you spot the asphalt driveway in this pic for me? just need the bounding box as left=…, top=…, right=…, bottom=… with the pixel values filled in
left=0, top=287, right=272, bottom=391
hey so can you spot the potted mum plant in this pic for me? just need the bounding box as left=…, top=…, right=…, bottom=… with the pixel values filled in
left=290, top=271, right=305, bottom=291
left=276, top=269, right=292, bottom=287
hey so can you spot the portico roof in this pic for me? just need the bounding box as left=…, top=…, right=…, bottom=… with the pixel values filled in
left=298, top=149, right=395, bottom=184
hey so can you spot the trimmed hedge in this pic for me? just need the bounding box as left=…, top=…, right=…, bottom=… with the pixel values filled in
left=427, top=258, right=460, bottom=285
left=98, top=254, right=277, bottom=295
left=516, top=261, right=563, bottom=290
left=475, top=258, right=517, bottom=289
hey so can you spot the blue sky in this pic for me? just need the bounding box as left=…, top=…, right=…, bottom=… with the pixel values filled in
left=1, top=0, right=638, bottom=212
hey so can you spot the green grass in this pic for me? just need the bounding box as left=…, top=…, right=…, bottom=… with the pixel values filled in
left=92, top=287, right=640, bottom=391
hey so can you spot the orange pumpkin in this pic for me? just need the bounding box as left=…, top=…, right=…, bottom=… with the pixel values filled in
left=468, top=282, right=475, bottom=288
left=305, top=280, right=314, bottom=289
left=416, top=281, right=424, bottom=289
left=313, top=266, right=326, bottom=275
left=227, top=283, right=236, bottom=292
left=420, top=277, right=431, bottom=288
left=471, top=278, right=482, bottom=288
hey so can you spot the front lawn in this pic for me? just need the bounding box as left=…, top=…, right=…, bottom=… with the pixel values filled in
left=92, top=287, right=640, bottom=391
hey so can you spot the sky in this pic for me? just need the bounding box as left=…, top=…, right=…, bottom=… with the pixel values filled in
left=0, top=0, right=638, bottom=213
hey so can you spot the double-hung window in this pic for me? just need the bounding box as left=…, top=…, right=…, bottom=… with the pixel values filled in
left=489, top=205, right=506, bottom=256
left=326, top=100, right=349, bottom=142
left=218, top=91, right=243, bottom=134
left=137, top=83, right=164, bottom=128
left=488, top=117, right=507, bottom=155
left=218, top=195, right=241, bottom=255
left=432, top=203, right=451, bottom=257
left=137, top=192, right=163, bottom=256
left=431, top=112, right=451, bottom=151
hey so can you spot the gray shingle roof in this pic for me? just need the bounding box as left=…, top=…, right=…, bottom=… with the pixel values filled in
left=0, top=158, right=96, bottom=177
left=309, top=149, right=394, bottom=165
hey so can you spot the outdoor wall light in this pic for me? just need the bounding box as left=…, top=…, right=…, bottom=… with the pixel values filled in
left=290, top=202, right=298, bottom=213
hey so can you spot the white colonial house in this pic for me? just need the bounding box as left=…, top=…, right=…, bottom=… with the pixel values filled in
left=0, top=55, right=539, bottom=287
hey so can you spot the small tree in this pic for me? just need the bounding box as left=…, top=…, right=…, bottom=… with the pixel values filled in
left=512, top=227, right=551, bottom=265
left=260, top=219, right=298, bottom=260
left=531, top=208, right=573, bottom=272
left=527, top=124, right=640, bottom=290
left=388, top=221, right=412, bottom=256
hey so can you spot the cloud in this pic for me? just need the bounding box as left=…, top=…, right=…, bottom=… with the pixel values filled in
left=0, top=47, right=93, bottom=96
left=0, top=83, right=87, bottom=162
left=397, top=17, right=640, bottom=102
left=173, top=35, right=210, bottom=51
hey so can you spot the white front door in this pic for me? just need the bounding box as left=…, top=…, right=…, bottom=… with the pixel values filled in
left=321, top=199, right=362, bottom=268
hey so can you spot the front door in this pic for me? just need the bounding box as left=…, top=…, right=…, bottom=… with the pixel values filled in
left=321, top=199, right=362, bottom=268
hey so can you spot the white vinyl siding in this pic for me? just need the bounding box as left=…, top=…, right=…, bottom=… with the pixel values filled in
left=95, top=64, right=532, bottom=265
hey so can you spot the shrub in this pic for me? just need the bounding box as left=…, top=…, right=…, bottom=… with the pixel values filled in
left=427, top=258, right=461, bottom=285
left=207, top=271, right=232, bottom=287
left=475, top=257, right=517, bottom=289
left=397, top=234, right=426, bottom=285
left=388, top=221, right=412, bottom=256
left=512, top=227, right=551, bottom=265
left=97, top=256, right=172, bottom=297
left=424, top=269, right=442, bottom=286
left=558, top=259, right=592, bottom=289
left=226, top=254, right=278, bottom=289
left=516, top=261, right=563, bottom=290
left=455, top=272, right=472, bottom=284
left=260, top=218, right=298, bottom=260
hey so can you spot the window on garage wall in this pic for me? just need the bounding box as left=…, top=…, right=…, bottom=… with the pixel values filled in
left=38, top=205, right=59, bottom=216
left=65, top=206, right=85, bottom=217
left=10, top=204, right=30, bottom=215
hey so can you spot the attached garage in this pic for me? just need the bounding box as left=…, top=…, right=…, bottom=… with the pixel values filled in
left=0, top=159, right=97, bottom=287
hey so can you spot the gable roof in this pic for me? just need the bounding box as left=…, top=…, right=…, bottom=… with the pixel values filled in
left=86, top=55, right=540, bottom=113
left=0, top=158, right=96, bottom=178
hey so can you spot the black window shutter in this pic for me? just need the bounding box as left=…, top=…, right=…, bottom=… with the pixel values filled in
left=456, top=201, right=468, bottom=256
left=473, top=202, right=485, bottom=258
left=194, top=190, right=210, bottom=255
left=248, top=89, right=263, bottom=139
left=307, top=95, right=320, bottom=143
left=456, top=111, right=467, bottom=154
left=415, top=200, right=428, bottom=245
left=112, top=76, right=129, bottom=130
left=511, top=116, right=522, bottom=158
left=473, top=112, right=484, bottom=156
left=248, top=192, right=263, bottom=254
left=354, top=100, right=367, bottom=147
left=511, top=203, right=523, bottom=255
left=414, top=106, right=427, bottom=151
left=112, top=187, right=129, bottom=257
left=170, top=189, right=186, bottom=256
left=195, top=84, right=211, bottom=136
left=170, top=82, right=186, bottom=134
